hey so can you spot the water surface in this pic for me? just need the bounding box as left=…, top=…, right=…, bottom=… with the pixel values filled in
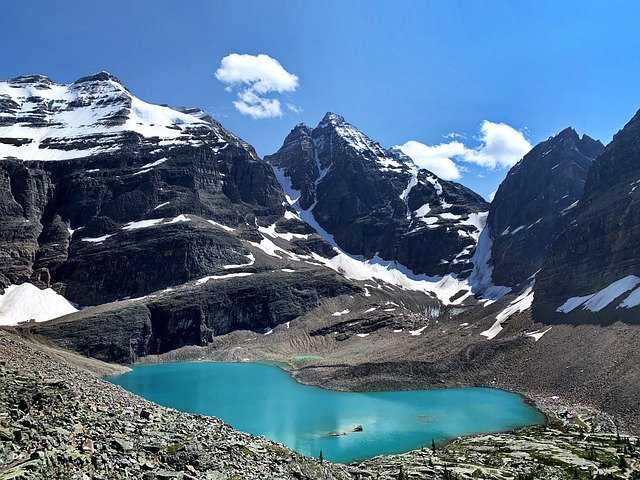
left=107, top=362, right=544, bottom=463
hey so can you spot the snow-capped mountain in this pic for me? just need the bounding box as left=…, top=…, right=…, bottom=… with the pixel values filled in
left=0, top=71, right=287, bottom=308
left=265, top=112, right=489, bottom=278
left=0, top=72, right=244, bottom=161
left=488, top=127, right=604, bottom=287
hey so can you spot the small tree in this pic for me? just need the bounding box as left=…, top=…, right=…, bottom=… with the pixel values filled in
left=619, top=455, right=628, bottom=471
left=431, top=438, right=436, bottom=453
left=319, top=450, right=323, bottom=465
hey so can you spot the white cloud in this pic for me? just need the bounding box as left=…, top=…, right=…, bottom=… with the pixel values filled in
left=233, top=90, right=282, bottom=120
left=396, top=121, right=531, bottom=180
left=463, top=121, right=531, bottom=169
left=489, top=190, right=497, bottom=201
left=286, top=103, right=302, bottom=114
left=215, top=53, right=299, bottom=119
left=396, top=140, right=463, bottom=180
left=444, top=132, right=466, bottom=140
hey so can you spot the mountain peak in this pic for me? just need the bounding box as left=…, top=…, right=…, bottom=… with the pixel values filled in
left=553, top=126, right=578, bottom=141
left=8, top=74, right=54, bottom=85
left=73, top=71, right=123, bottom=85
left=319, top=112, right=345, bottom=126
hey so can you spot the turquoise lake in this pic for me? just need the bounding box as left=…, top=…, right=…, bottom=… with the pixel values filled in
left=107, top=362, right=545, bottom=463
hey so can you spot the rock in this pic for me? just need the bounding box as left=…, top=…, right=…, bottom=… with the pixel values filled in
left=81, top=438, right=95, bottom=453
left=0, top=427, right=13, bottom=441
left=266, top=112, right=489, bottom=277
left=31, top=269, right=359, bottom=363
left=535, top=108, right=640, bottom=324
left=153, top=470, right=183, bottom=480
left=112, top=436, right=134, bottom=452
left=140, top=409, right=153, bottom=421
left=488, top=127, right=603, bottom=287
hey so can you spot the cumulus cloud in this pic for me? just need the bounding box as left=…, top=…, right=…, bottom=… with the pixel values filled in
left=215, top=53, right=299, bottom=119
left=396, top=121, right=531, bottom=180
left=463, top=121, right=531, bottom=169
left=396, top=140, right=464, bottom=180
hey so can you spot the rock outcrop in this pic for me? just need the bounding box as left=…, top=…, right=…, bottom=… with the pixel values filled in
left=535, top=109, right=640, bottom=324
left=266, top=113, right=489, bottom=277
left=488, top=127, right=603, bottom=287
left=28, top=270, right=359, bottom=363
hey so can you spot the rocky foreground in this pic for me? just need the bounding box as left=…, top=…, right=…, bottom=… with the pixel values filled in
left=1, top=331, right=639, bottom=480
left=0, top=332, right=350, bottom=480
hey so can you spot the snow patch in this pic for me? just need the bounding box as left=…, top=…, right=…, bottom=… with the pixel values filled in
left=196, top=272, right=253, bottom=285
left=167, top=214, right=190, bottom=223
left=122, top=218, right=164, bottom=230
left=207, top=220, right=235, bottom=232
left=556, top=275, right=640, bottom=313
left=81, top=234, right=113, bottom=243
left=222, top=254, right=255, bottom=270
left=0, top=283, right=78, bottom=325
left=409, top=326, right=428, bottom=336
left=525, top=327, right=552, bottom=341
left=481, top=286, right=534, bottom=340
left=332, top=309, right=350, bottom=317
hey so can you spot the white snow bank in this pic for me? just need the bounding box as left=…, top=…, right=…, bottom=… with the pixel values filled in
left=619, top=286, right=640, bottom=308
left=332, top=309, right=350, bottom=317
left=525, top=327, right=552, bottom=341
left=207, top=220, right=236, bottom=232
left=0, top=283, right=78, bottom=325
left=122, top=218, right=164, bottom=230
left=409, top=325, right=428, bottom=336
left=556, top=275, right=640, bottom=313
left=167, top=214, right=190, bottom=224
left=270, top=165, right=510, bottom=306
left=223, top=254, right=255, bottom=270
left=356, top=333, right=370, bottom=338
left=81, top=234, right=113, bottom=243
left=195, top=272, right=253, bottom=285
left=481, top=286, right=534, bottom=340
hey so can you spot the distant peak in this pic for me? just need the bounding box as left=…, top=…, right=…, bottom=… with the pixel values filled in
left=556, top=126, right=578, bottom=138
left=74, top=71, right=123, bottom=85
left=320, top=112, right=345, bottom=125
left=8, top=74, right=54, bottom=85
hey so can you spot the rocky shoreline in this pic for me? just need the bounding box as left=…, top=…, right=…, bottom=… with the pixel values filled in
left=0, top=331, right=350, bottom=480
left=1, top=331, right=638, bottom=479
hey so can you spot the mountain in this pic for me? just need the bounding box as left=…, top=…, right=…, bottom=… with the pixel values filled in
left=0, top=72, right=287, bottom=303
left=535, top=108, right=640, bottom=324
left=488, top=127, right=604, bottom=287
left=265, top=113, right=489, bottom=278
left=0, top=72, right=364, bottom=358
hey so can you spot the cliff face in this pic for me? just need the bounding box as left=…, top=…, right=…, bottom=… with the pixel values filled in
left=535, top=109, right=640, bottom=324
left=266, top=113, right=489, bottom=277
left=29, top=270, right=359, bottom=363
left=488, top=128, right=603, bottom=287
left=0, top=73, right=285, bottom=305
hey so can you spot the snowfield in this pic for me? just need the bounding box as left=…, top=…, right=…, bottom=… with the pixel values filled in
left=557, top=275, right=640, bottom=313
left=0, top=283, right=78, bottom=326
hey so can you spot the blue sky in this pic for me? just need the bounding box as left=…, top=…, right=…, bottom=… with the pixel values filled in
left=1, top=1, right=639, bottom=199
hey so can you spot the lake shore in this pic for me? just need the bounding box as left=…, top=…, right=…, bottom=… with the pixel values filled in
left=2, top=329, right=638, bottom=479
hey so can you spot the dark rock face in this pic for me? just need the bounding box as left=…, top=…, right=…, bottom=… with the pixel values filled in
left=535, top=109, right=640, bottom=323
left=0, top=73, right=286, bottom=304
left=30, top=270, right=359, bottom=363
left=266, top=113, right=489, bottom=276
left=488, top=128, right=603, bottom=287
